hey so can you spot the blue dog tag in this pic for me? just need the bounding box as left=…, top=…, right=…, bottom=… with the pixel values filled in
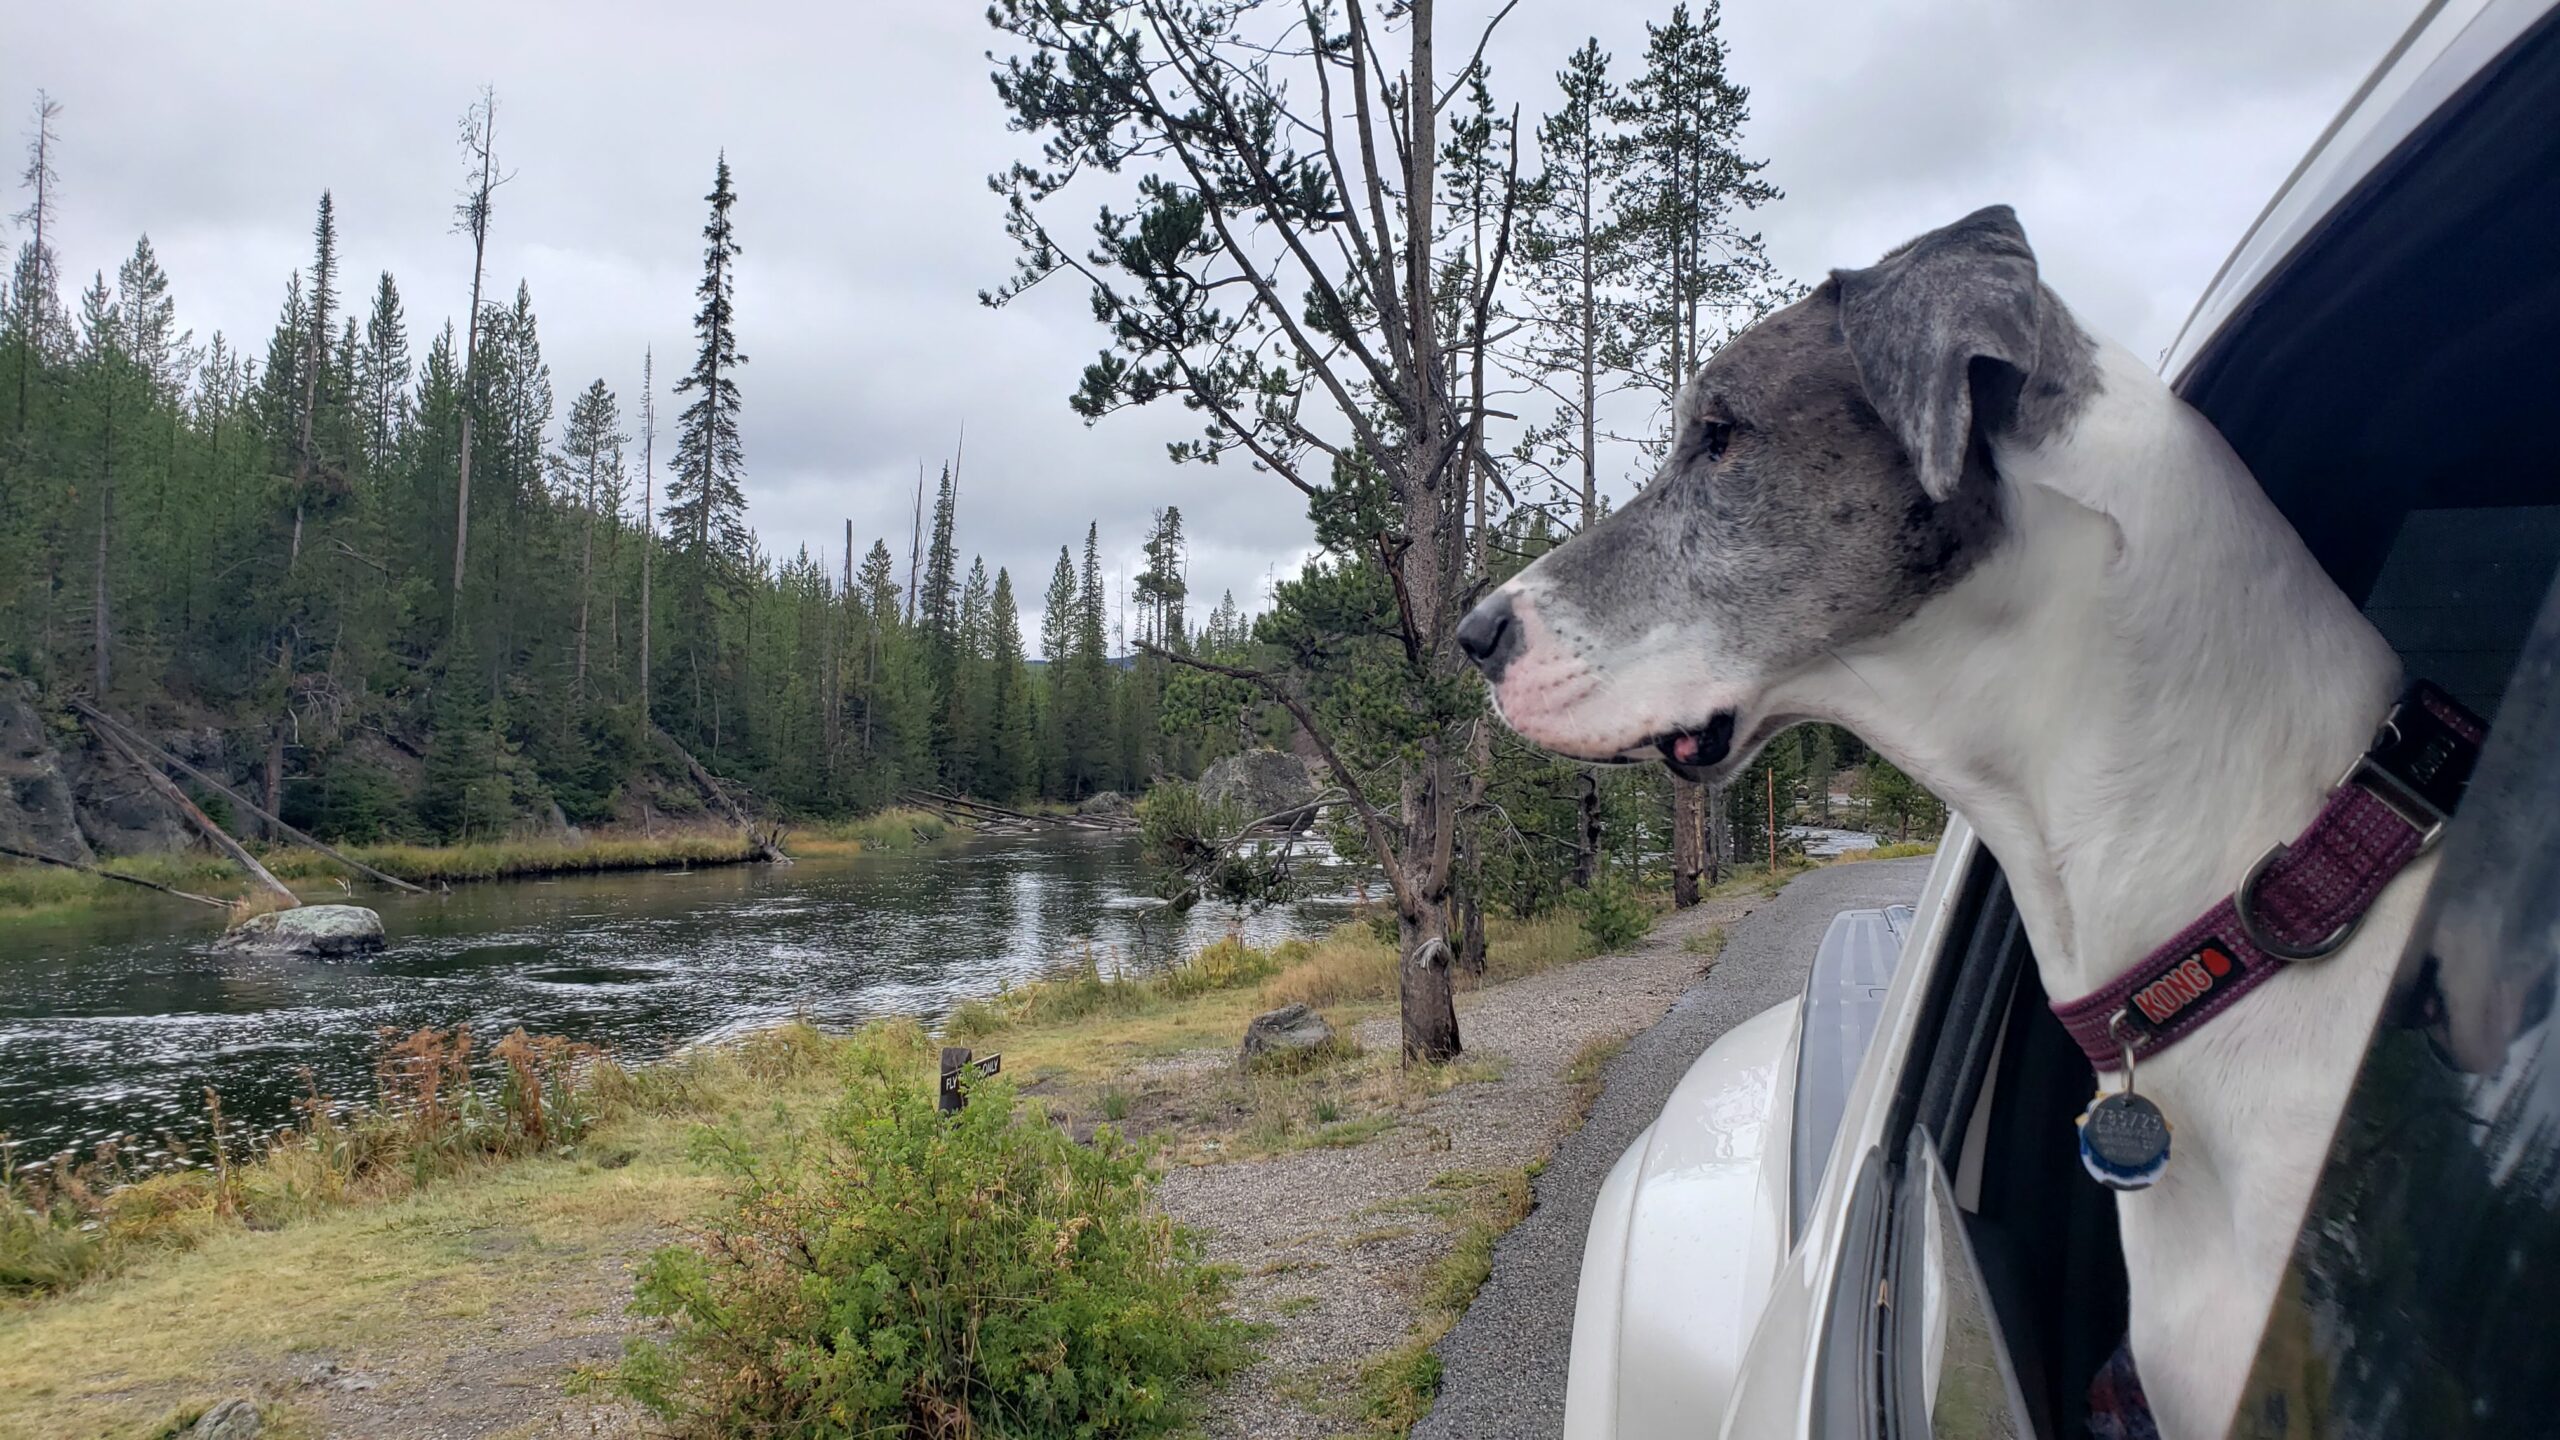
left=2079, top=1091, right=2171, bottom=1191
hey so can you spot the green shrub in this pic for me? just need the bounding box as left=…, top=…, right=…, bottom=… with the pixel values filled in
left=600, top=1051, right=1247, bottom=1437
left=1574, top=874, right=1653, bottom=951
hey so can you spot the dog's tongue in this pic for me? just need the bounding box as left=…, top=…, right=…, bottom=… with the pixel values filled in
left=1672, top=733, right=1703, bottom=763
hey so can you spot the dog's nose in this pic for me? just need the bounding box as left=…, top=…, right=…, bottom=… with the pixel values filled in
left=1457, top=593, right=1523, bottom=681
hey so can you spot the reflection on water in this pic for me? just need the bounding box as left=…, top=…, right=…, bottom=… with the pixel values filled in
left=0, top=832, right=1360, bottom=1158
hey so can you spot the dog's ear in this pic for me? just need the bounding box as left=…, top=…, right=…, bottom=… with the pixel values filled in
left=1831, top=205, right=2042, bottom=503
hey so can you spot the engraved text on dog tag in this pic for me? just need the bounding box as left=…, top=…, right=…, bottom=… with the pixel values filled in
left=2080, top=1091, right=2172, bottom=1191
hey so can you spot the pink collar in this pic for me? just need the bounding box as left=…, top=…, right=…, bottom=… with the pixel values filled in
left=2052, top=683, right=2487, bottom=1072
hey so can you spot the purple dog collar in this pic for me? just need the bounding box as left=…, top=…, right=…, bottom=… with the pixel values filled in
left=2053, top=682, right=2487, bottom=1071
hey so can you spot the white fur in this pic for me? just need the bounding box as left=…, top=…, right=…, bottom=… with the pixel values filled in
left=1756, top=341, right=2413, bottom=1436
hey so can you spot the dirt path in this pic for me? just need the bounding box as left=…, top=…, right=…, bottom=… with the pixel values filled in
left=1415, top=857, right=1935, bottom=1440
left=1163, top=897, right=1758, bottom=1439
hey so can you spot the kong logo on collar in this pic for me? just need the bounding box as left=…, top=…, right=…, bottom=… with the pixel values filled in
left=2127, top=942, right=2238, bottom=1032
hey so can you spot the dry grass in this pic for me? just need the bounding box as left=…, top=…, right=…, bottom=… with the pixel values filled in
left=778, top=806, right=953, bottom=860
left=0, top=812, right=961, bottom=923
left=1684, top=923, right=1730, bottom=961
left=1259, top=911, right=1598, bottom=1012
left=0, top=1021, right=904, bottom=1438
left=1835, top=840, right=1939, bottom=862
left=293, top=831, right=764, bottom=884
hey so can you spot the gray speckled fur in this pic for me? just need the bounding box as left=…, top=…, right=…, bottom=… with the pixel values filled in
left=1508, top=205, right=2098, bottom=681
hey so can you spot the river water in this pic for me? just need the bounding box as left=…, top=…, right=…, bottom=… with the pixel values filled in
left=0, top=833, right=1361, bottom=1161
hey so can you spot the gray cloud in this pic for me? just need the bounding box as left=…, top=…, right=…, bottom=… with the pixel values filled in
left=4, top=0, right=2422, bottom=636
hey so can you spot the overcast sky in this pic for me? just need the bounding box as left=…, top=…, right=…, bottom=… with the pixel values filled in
left=4, top=0, right=2421, bottom=638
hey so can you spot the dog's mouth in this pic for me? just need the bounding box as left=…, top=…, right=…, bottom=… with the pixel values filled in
left=1636, top=711, right=1737, bottom=783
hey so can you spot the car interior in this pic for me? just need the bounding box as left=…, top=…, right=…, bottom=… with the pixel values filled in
left=1812, top=10, right=2560, bottom=1437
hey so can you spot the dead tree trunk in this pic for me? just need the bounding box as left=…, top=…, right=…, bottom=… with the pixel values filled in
left=1571, top=768, right=1602, bottom=889
left=657, top=726, right=790, bottom=864
left=75, top=702, right=429, bottom=895
left=1672, top=777, right=1704, bottom=907
left=88, top=719, right=298, bottom=908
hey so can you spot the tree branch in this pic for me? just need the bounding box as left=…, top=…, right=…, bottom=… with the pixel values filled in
left=1134, top=639, right=1415, bottom=915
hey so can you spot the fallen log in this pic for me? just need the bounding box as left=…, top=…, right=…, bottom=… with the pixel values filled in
left=72, top=701, right=430, bottom=896
left=83, top=716, right=299, bottom=908
left=657, top=726, right=791, bottom=864
left=0, top=842, right=233, bottom=910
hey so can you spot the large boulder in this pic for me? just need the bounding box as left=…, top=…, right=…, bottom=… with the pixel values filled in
left=1239, top=1002, right=1337, bottom=1069
left=1197, top=749, right=1321, bottom=832
left=216, top=904, right=385, bottom=958
left=1077, top=790, right=1133, bottom=817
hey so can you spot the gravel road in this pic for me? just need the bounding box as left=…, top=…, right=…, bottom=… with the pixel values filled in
left=1414, top=856, right=1935, bottom=1440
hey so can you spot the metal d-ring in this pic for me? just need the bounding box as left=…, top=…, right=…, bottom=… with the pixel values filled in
left=2233, top=842, right=2360, bottom=962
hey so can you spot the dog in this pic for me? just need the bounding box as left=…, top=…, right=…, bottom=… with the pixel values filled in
left=1460, top=206, right=2430, bottom=1438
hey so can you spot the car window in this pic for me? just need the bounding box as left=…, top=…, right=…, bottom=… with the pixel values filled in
left=2230, top=572, right=2560, bottom=1436
left=1889, top=1131, right=2033, bottom=1439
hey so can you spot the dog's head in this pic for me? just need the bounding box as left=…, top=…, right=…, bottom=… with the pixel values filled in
left=1461, top=205, right=2089, bottom=780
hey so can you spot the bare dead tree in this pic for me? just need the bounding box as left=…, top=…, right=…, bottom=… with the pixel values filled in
left=448, top=86, right=512, bottom=625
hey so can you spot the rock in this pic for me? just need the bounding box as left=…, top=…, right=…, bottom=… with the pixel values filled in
left=1198, top=748, right=1322, bottom=832
left=1077, top=790, right=1132, bottom=817
left=0, top=679, right=95, bottom=864
left=1240, top=1002, right=1336, bottom=1068
left=216, top=903, right=386, bottom=958
left=185, top=1398, right=262, bottom=1439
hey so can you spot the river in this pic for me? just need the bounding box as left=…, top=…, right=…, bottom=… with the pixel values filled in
left=0, top=833, right=1362, bottom=1162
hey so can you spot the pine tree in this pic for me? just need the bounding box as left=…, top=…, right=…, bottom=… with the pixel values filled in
left=1038, top=544, right=1076, bottom=796
left=1133, top=505, right=1188, bottom=649
left=952, top=555, right=993, bottom=794
left=1070, top=521, right=1111, bottom=795
left=1521, top=39, right=1627, bottom=528
left=113, top=236, right=186, bottom=392
left=919, top=463, right=961, bottom=775
left=355, top=271, right=410, bottom=474
left=662, top=155, right=748, bottom=748
left=665, top=153, right=747, bottom=562
left=555, top=378, right=626, bottom=700
left=984, top=566, right=1032, bottom=802
left=1607, top=1, right=1782, bottom=408
left=76, top=270, right=123, bottom=694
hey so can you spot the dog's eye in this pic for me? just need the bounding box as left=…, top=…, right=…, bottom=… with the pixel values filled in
left=1695, top=420, right=1735, bottom=464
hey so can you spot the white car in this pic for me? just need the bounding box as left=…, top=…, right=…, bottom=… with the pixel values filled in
left=1563, top=2, right=2560, bottom=1435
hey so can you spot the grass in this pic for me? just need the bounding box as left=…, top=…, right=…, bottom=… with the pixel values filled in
left=776, top=806, right=953, bottom=859
left=0, top=807, right=965, bottom=921
left=1838, top=840, right=1939, bottom=862
left=1354, top=1163, right=1542, bottom=1435
left=1561, top=1033, right=1631, bottom=1134
left=0, top=1021, right=894, bottom=1438
left=1684, top=923, right=1730, bottom=961
left=1261, top=911, right=1597, bottom=1011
